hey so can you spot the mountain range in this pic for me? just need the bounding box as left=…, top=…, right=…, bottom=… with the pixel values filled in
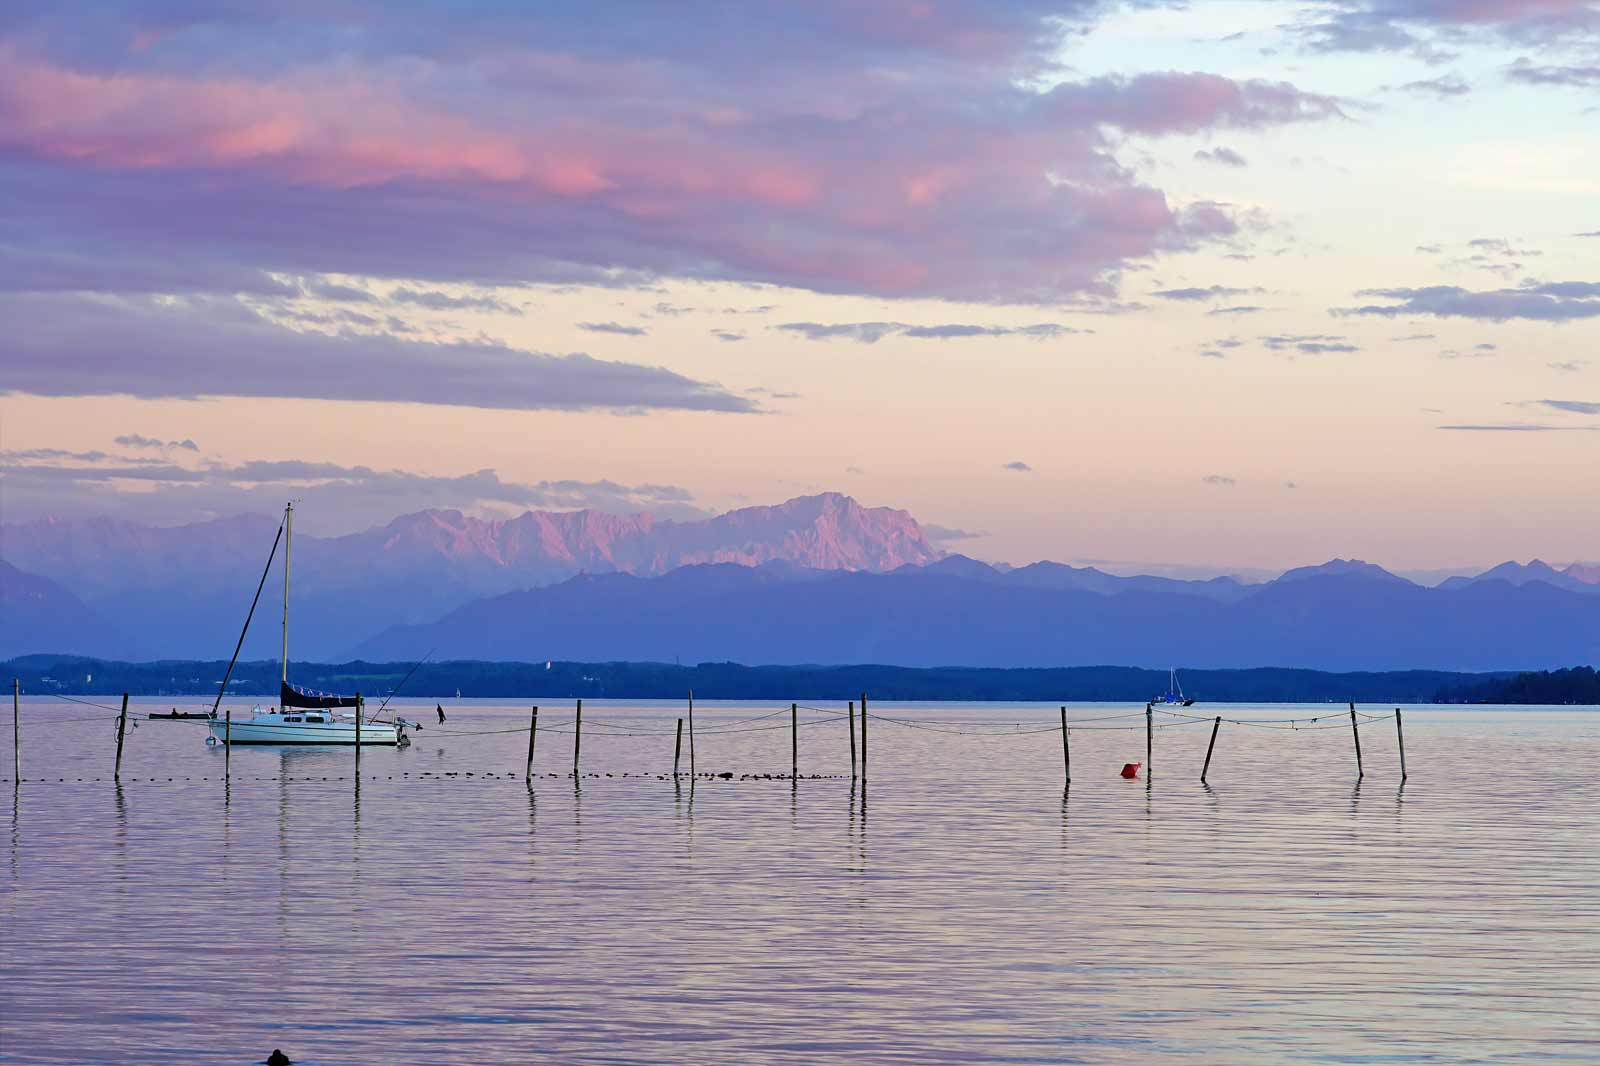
left=2, top=492, right=1596, bottom=670
left=0, top=493, right=937, bottom=659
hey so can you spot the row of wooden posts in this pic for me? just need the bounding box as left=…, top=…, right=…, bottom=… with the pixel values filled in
left=520, top=691, right=871, bottom=781
left=10, top=680, right=1405, bottom=784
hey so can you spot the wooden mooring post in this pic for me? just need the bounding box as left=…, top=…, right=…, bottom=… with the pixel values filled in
left=525, top=706, right=539, bottom=779
left=1145, top=702, right=1153, bottom=777
left=1349, top=702, right=1363, bottom=778
left=687, top=690, right=696, bottom=778
left=224, top=709, right=232, bottom=779
left=11, top=678, right=18, bottom=781
left=1060, top=706, right=1070, bottom=785
left=848, top=700, right=857, bottom=779
left=354, top=693, right=362, bottom=775
left=674, top=717, right=683, bottom=777
left=790, top=703, right=798, bottom=780
left=1201, top=715, right=1222, bottom=783
left=573, top=699, right=582, bottom=777
left=859, top=692, right=868, bottom=779
left=113, top=693, right=129, bottom=781
left=1395, top=708, right=1407, bottom=780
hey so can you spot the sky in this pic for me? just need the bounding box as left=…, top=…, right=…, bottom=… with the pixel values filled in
left=2, top=0, right=1597, bottom=576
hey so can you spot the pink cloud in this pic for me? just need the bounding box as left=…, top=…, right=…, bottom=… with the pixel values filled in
left=0, top=30, right=1339, bottom=302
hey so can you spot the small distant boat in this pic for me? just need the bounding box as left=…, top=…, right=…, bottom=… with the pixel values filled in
left=1154, top=669, right=1196, bottom=707
left=206, top=503, right=413, bottom=747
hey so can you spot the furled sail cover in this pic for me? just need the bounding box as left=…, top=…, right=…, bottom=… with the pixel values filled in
left=281, top=681, right=359, bottom=709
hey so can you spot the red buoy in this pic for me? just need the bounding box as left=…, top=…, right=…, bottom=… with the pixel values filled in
left=1120, top=762, right=1142, bottom=779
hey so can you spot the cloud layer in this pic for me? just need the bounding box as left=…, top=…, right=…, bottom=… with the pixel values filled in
left=0, top=7, right=1343, bottom=304
left=1335, top=282, right=1600, bottom=321
left=2, top=294, right=756, bottom=412
left=2, top=445, right=705, bottom=531
left=775, top=321, right=1086, bottom=343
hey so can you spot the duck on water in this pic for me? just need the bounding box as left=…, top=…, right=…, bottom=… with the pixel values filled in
left=206, top=502, right=415, bottom=746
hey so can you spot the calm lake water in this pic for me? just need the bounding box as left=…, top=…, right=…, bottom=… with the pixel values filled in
left=3, top=697, right=1597, bottom=1064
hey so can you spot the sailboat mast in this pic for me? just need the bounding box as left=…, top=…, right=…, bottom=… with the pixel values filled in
left=281, top=502, right=293, bottom=684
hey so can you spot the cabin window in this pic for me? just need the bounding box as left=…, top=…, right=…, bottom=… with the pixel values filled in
left=305, top=716, right=325, bottom=723
left=285, top=716, right=303, bottom=723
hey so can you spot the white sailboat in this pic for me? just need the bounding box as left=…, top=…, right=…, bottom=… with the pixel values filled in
left=208, top=503, right=411, bottom=746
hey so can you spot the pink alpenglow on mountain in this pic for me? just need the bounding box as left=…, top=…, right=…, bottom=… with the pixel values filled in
left=642, top=493, right=939, bottom=572
left=360, top=492, right=937, bottom=576
left=0, top=492, right=943, bottom=596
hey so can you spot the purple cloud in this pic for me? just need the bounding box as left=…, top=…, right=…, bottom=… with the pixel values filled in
left=1395, top=75, right=1472, bottom=97
left=775, top=322, right=904, bottom=344
left=1439, top=423, right=1600, bottom=431
left=1303, top=1, right=1600, bottom=56
left=301, top=277, right=376, bottom=303
left=776, top=321, right=1085, bottom=343
left=1202, top=474, right=1236, bottom=486
left=1003, top=461, right=1033, bottom=472
left=1152, top=285, right=1256, bottom=301
left=1466, top=237, right=1541, bottom=258
left=900, top=323, right=1085, bottom=339
left=1, top=451, right=708, bottom=529
left=1261, top=334, right=1359, bottom=354
left=1208, top=305, right=1266, bottom=315
left=1335, top=282, right=1600, bottom=321
left=114, top=434, right=200, bottom=452
left=1529, top=399, right=1600, bottom=415
left=392, top=288, right=523, bottom=315
left=0, top=10, right=1345, bottom=304
left=1506, top=58, right=1600, bottom=87
left=579, top=321, right=649, bottom=337
left=1194, top=146, right=1248, bottom=166
left=923, top=523, right=987, bottom=543
left=2, top=293, right=757, bottom=413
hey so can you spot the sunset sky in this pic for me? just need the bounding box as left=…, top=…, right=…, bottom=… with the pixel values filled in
left=3, top=1, right=1597, bottom=576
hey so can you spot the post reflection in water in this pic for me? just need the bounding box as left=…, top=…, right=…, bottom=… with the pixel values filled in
left=112, top=781, right=128, bottom=894
left=2, top=700, right=1596, bottom=1066
left=525, top=781, right=538, bottom=882
left=6, top=783, right=17, bottom=929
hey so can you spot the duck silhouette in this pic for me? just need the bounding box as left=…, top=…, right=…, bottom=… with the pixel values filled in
left=266, top=1051, right=292, bottom=1066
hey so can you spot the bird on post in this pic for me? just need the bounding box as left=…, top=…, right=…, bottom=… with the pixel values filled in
left=266, top=1051, right=292, bottom=1066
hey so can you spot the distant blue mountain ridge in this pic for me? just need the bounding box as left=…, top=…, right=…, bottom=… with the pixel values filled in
left=349, top=556, right=1600, bottom=672
left=2, top=494, right=1596, bottom=671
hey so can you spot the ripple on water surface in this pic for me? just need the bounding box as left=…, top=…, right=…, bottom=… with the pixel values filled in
left=3, top=700, right=1597, bottom=1064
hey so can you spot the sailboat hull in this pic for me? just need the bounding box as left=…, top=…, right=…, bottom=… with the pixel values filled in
left=208, top=718, right=401, bottom=745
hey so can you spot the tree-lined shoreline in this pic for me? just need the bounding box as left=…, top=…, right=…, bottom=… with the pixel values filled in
left=6, top=654, right=1594, bottom=704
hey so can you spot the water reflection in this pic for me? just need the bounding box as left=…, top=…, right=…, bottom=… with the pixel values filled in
left=9, top=780, right=17, bottom=853
left=1059, top=786, right=1069, bottom=853
left=4, top=701, right=1597, bottom=1065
